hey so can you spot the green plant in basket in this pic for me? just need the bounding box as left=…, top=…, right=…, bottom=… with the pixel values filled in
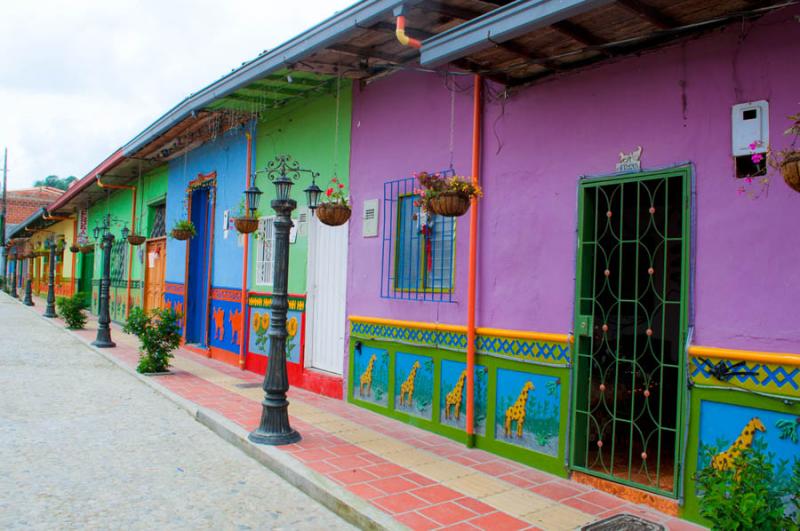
left=123, top=307, right=182, bottom=374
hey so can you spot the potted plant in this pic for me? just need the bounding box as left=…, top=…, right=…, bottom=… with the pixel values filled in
left=123, top=307, right=182, bottom=374
left=69, top=243, right=80, bottom=253
left=415, top=171, right=482, bottom=217
left=770, top=112, right=800, bottom=192
left=233, top=200, right=260, bottom=234
left=79, top=242, right=94, bottom=254
left=128, top=233, right=146, bottom=246
left=56, top=292, right=88, bottom=330
left=316, top=177, right=351, bottom=226
left=170, top=220, right=196, bottom=241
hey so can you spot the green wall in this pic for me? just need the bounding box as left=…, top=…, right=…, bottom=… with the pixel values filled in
left=84, top=165, right=168, bottom=320
left=251, top=80, right=352, bottom=294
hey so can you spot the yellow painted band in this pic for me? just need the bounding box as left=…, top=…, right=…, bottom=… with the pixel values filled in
left=348, top=315, right=570, bottom=344
left=688, top=345, right=800, bottom=367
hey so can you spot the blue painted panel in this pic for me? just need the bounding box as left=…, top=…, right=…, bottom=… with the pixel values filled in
left=186, top=187, right=210, bottom=345
left=247, top=306, right=302, bottom=364
left=164, top=292, right=184, bottom=330
left=394, top=352, right=434, bottom=419
left=698, top=401, right=800, bottom=510
left=353, top=345, right=389, bottom=406
left=495, top=368, right=561, bottom=456
left=440, top=359, right=488, bottom=435
left=209, top=297, right=244, bottom=354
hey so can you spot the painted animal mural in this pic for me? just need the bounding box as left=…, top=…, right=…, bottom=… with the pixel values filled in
left=359, top=354, right=377, bottom=397
left=229, top=308, right=243, bottom=345
left=711, top=417, right=766, bottom=471
left=444, top=370, right=467, bottom=420
left=212, top=307, right=225, bottom=341
left=504, top=381, right=535, bottom=438
left=399, top=361, right=421, bottom=407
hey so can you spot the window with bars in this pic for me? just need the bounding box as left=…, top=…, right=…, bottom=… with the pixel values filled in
left=150, top=204, right=166, bottom=238
left=381, top=177, right=455, bottom=302
left=255, top=216, right=276, bottom=286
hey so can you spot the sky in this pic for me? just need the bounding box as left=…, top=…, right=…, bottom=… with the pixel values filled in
left=0, top=0, right=355, bottom=190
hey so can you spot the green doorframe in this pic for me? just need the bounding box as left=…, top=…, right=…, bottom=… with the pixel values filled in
left=569, top=165, right=693, bottom=498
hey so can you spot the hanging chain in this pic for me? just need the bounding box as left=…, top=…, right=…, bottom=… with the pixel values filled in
left=448, top=75, right=456, bottom=170
left=332, top=71, right=341, bottom=178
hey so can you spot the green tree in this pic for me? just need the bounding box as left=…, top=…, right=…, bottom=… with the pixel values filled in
left=33, top=175, right=76, bottom=190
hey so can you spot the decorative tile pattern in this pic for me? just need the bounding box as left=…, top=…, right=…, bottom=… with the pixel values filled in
left=210, top=287, right=242, bottom=303
left=690, top=356, right=799, bottom=398
left=350, top=321, right=570, bottom=367
left=164, top=282, right=184, bottom=295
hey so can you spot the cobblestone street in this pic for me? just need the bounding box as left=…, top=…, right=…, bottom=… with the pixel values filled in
left=0, top=296, right=353, bottom=530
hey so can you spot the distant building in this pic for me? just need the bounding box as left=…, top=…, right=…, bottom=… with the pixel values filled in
left=5, top=187, right=64, bottom=224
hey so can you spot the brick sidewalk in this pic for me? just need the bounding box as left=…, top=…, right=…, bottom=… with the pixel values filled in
left=22, top=296, right=704, bottom=531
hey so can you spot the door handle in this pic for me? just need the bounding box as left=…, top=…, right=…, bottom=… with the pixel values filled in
left=576, top=314, right=593, bottom=337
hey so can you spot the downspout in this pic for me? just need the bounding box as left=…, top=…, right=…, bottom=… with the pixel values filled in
left=465, top=75, right=482, bottom=448
left=239, top=131, right=253, bottom=369
left=96, top=174, right=137, bottom=318
left=394, top=13, right=422, bottom=49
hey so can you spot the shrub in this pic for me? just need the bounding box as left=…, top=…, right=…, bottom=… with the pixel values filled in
left=695, top=441, right=794, bottom=530
left=56, top=293, right=88, bottom=329
left=123, top=307, right=182, bottom=374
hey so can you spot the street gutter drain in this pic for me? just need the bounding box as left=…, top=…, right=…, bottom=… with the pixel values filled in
left=581, top=514, right=665, bottom=531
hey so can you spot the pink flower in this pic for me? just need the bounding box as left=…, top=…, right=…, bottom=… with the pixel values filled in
left=751, top=153, right=764, bottom=164
left=744, top=177, right=753, bottom=184
left=326, top=188, right=333, bottom=197
left=748, top=141, right=759, bottom=151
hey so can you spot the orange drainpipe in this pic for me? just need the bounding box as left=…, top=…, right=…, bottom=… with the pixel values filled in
left=96, top=175, right=137, bottom=318
left=239, top=131, right=253, bottom=369
left=70, top=216, right=77, bottom=295
left=465, top=75, right=482, bottom=447
left=395, top=15, right=422, bottom=49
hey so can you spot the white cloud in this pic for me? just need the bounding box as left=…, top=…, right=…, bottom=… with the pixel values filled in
left=0, top=0, right=355, bottom=188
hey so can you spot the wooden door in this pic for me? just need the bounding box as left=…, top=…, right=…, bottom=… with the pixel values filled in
left=144, top=239, right=166, bottom=311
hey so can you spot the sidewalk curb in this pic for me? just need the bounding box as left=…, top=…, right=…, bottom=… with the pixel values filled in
left=6, top=293, right=404, bottom=531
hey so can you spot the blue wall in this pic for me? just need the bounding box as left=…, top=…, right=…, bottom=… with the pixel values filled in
left=165, top=127, right=253, bottom=288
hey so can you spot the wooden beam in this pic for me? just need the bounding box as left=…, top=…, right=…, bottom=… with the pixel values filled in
left=551, top=20, right=611, bottom=56
left=263, top=74, right=322, bottom=87
left=420, top=1, right=486, bottom=21
left=327, top=43, right=416, bottom=64
left=493, top=39, right=562, bottom=71
left=615, top=0, right=679, bottom=29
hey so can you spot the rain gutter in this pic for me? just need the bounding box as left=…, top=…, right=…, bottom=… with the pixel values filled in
left=420, top=0, right=613, bottom=67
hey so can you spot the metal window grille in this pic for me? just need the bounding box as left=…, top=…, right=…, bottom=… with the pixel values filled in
left=255, top=216, right=276, bottom=286
left=110, top=240, right=128, bottom=283
left=150, top=204, right=166, bottom=238
left=380, top=177, right=455, bottom=302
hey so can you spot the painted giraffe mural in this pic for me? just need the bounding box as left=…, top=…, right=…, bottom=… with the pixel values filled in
left=359, top=354, right=377, bottom=397
left=399, top=361, right=421, bottom=407
left=504, top=381, right=535, bottom=438
left=444, top=370, right=467, bottom=420
left=711, top=417, right=766, bottom=471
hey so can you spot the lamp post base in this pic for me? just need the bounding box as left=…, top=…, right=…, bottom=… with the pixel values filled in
left=92, top=328, right=116, bottom=348
left=43, top=308, right=56, bottom=318
left=248, top=428, right=301, bottom=446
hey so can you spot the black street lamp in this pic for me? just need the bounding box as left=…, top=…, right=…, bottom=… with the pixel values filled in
left=92, top=214, right=119, bottom=348
left=10, top=252, right=18, bottom=299
left=43, top=239, right=57, bottom=317
left=23, top=256, right=34, bottom=307
left=248, top=155, right=320, bottom=446
left=2, top=247, right=8, bottom=293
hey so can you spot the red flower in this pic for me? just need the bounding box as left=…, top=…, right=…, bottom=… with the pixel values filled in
left=338, top=183, right=344, bottom=189
left=326, top=188, right=333, bottom=197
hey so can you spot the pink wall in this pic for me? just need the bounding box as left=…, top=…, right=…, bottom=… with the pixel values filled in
left=347, top=6, right=800, bottom=353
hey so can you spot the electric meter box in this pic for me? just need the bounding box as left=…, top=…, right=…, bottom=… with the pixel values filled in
left=732, top=100, right=769, bottom=156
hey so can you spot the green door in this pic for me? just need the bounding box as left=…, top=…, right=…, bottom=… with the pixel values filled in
left=571, top=166, right=691, bottom=497
left=80, top=251, right=94, bottom=294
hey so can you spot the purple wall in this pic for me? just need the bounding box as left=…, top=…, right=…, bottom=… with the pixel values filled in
left=347, top=7, right=800, bottom=353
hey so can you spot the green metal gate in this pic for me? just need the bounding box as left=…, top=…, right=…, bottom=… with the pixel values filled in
left=571, top=166, right=690, bottom=497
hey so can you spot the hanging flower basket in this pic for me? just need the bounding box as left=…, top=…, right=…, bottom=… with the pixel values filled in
left=428, top=191, right=471, bottom=217
left=234, top=217, right=260, bottom=234
left=171, top=229, right=193, bottom=241
left=127, top=234, right=147, bottom=246
left=316, top=203, right=351, bottom=226
left=69, top=245, right=80, bottom=253
left=780, top=151, right=800, bottom=193
left=80, top=244, right=94, bottom=254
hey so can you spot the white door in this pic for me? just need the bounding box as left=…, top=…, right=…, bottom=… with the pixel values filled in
left=305, top=214, right=348, bottom=374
